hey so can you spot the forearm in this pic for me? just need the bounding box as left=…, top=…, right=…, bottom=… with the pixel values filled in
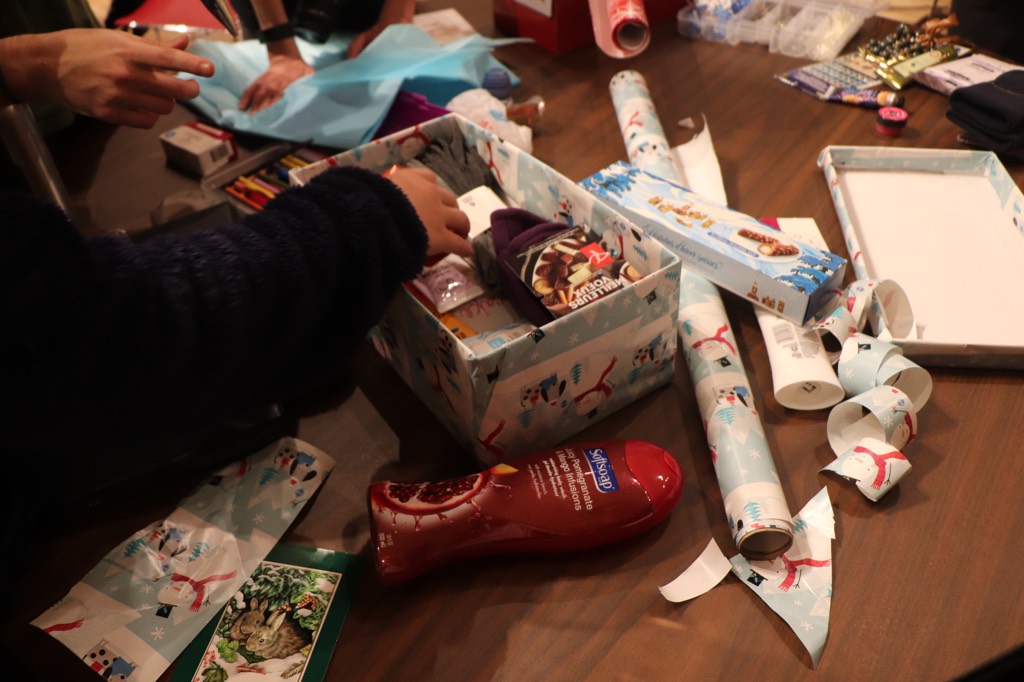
left=0, top=33, right=57, bottom=106
left=250, top=0, right=302, bottom=59
left=0, top=167, right=428, bottom=444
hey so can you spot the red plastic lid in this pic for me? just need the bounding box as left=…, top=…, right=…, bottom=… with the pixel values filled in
left=624, top=440, right=683, bottom=522
left=876, top=106, right=908, bottom=137
left=877, top=106, right=908, bottom=126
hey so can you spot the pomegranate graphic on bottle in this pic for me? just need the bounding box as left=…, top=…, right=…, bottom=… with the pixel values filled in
left=368, top=439, right=683, bottom=584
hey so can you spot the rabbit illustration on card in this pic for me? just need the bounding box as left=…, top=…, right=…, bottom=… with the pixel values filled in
left=245, top=609, right=312, bottom=661
left=230, top=599, right=268, bottom=643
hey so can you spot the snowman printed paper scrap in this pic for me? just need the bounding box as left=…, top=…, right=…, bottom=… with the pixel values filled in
left=32, top=437, right=335, bottom=682
left=730, top=487, right=835, bottom=668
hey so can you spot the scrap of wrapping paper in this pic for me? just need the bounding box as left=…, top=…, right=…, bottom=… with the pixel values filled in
left=185, top=25, right=525, bottom=149
left=32, top=438, right=335, bottom=682
left=608, top=68, right=795, bottom=559
left=589, top=0, right=651, bottom=58
left=661, top=488, right=835, bottom=668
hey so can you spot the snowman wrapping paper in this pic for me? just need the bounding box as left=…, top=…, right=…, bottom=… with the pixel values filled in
left=32, top=437, right=335, bottom=682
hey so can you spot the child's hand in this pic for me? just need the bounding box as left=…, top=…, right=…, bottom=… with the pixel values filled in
left=387, top=167, right=473, bottom=259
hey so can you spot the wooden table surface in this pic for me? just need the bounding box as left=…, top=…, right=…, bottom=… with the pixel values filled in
left=4, top=2, right=1023, bottom=680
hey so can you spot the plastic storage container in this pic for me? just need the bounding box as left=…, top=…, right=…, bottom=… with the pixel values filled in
left=771, top=1, right=889, bottom=59
left=726, top=0, right=787, bottom=45
left=681, top=0, right=888, bottom=59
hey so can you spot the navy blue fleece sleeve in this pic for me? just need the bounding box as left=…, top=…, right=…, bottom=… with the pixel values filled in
left=0, top=166, right=428, bottom=447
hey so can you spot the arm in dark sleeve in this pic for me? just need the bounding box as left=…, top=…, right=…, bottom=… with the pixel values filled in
left=0, top=165, right=427, bottom=447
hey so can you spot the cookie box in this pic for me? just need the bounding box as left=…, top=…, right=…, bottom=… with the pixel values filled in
left=580, top=161, right=847, bottom=324
left=290, top=114, right=682, bottom=464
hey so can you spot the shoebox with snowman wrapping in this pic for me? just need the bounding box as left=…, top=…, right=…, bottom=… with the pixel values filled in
left=580, top=161, right=847, bottom=324
left=291, top=115, right=681, bottom=465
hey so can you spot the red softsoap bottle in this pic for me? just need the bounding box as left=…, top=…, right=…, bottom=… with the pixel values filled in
left=367, top=439, right=683, bottom=584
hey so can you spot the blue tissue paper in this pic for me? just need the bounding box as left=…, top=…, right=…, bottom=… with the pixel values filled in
left=185, top=24, right=523, bottom=150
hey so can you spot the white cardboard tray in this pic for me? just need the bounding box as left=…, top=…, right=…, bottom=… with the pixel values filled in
left=819, top=145, right=1024, bottom=368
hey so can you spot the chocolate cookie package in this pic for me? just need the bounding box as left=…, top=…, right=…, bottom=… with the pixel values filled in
left=505, top=225, right=633, bottom=319
left=582, top=161, right=848, bottom=325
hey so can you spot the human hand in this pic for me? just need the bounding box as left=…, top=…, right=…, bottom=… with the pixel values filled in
left=387, top=167, right=473, bottom=259
left=346, top=0, right=416, bottom=59
left=239, top=53, right=314, bottom=112
left=8, top=29, right=214, bottom=128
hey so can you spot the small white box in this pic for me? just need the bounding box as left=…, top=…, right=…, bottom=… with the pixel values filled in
left=160, top=121, right=237, bottom=177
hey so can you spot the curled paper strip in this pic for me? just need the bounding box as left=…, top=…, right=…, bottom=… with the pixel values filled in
left=589, top=0, right=651, bottom=58
left=827, top=385, right=917, bottom=456
left=813, top=305, right=857, bottom=364
left=823, top=436, right=911, bottom=502
left=822, top=278, right=914, bottom=342
left=843, top=279, right=915, bottom=342
left=608, top=71, right=794, bottom=560
left=837, top=333, right=903, bottom=397
left=876, top=353, right=933, bottom=408
left=837, top=332, right=933, bottom=408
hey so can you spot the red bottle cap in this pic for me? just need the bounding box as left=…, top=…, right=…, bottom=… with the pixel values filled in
left=876, top=106, right=909, bottom=136
left=625, top=440, right=683, bottom=523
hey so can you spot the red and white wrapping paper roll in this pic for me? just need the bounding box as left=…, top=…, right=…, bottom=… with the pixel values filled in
left=589, top=0, right=651, bottom=58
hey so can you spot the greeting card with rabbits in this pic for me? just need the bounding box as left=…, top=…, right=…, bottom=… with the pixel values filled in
left=173, top=545, right=361, bottom=682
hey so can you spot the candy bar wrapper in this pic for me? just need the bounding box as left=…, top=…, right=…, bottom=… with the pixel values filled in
left=32, top=438, right=335, bottom=682
left=731, top=487, right=835, bottom=668
left=505, top=225, right=625, bottom=318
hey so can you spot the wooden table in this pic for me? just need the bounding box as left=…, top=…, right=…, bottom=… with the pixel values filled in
left=4, top=2, right=1023, bottom=680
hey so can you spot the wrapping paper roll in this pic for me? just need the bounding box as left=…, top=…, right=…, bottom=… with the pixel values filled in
left=679, top=273, right=795, bottom=559
left=609, top=70, right=680, bottom=181
left=608, top=68, right=795, bottom=559
left=589, top=0, right=651, bottom=59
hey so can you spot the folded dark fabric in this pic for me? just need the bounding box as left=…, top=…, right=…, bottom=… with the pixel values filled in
left=948, top=69, right=1024, bottom=136
left=489, top=207, right=569, bottom=326
left=953, top=126, right=1024, bottom=157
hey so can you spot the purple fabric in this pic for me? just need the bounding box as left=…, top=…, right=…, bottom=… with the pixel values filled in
left=489, top=207, right=572, bottom=326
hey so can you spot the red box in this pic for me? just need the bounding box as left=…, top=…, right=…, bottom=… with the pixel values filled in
left=493, top=0, right=689, bottom=54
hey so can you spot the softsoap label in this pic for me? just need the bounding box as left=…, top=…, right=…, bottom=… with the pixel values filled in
left=583, top=447, right=620, bottom=493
